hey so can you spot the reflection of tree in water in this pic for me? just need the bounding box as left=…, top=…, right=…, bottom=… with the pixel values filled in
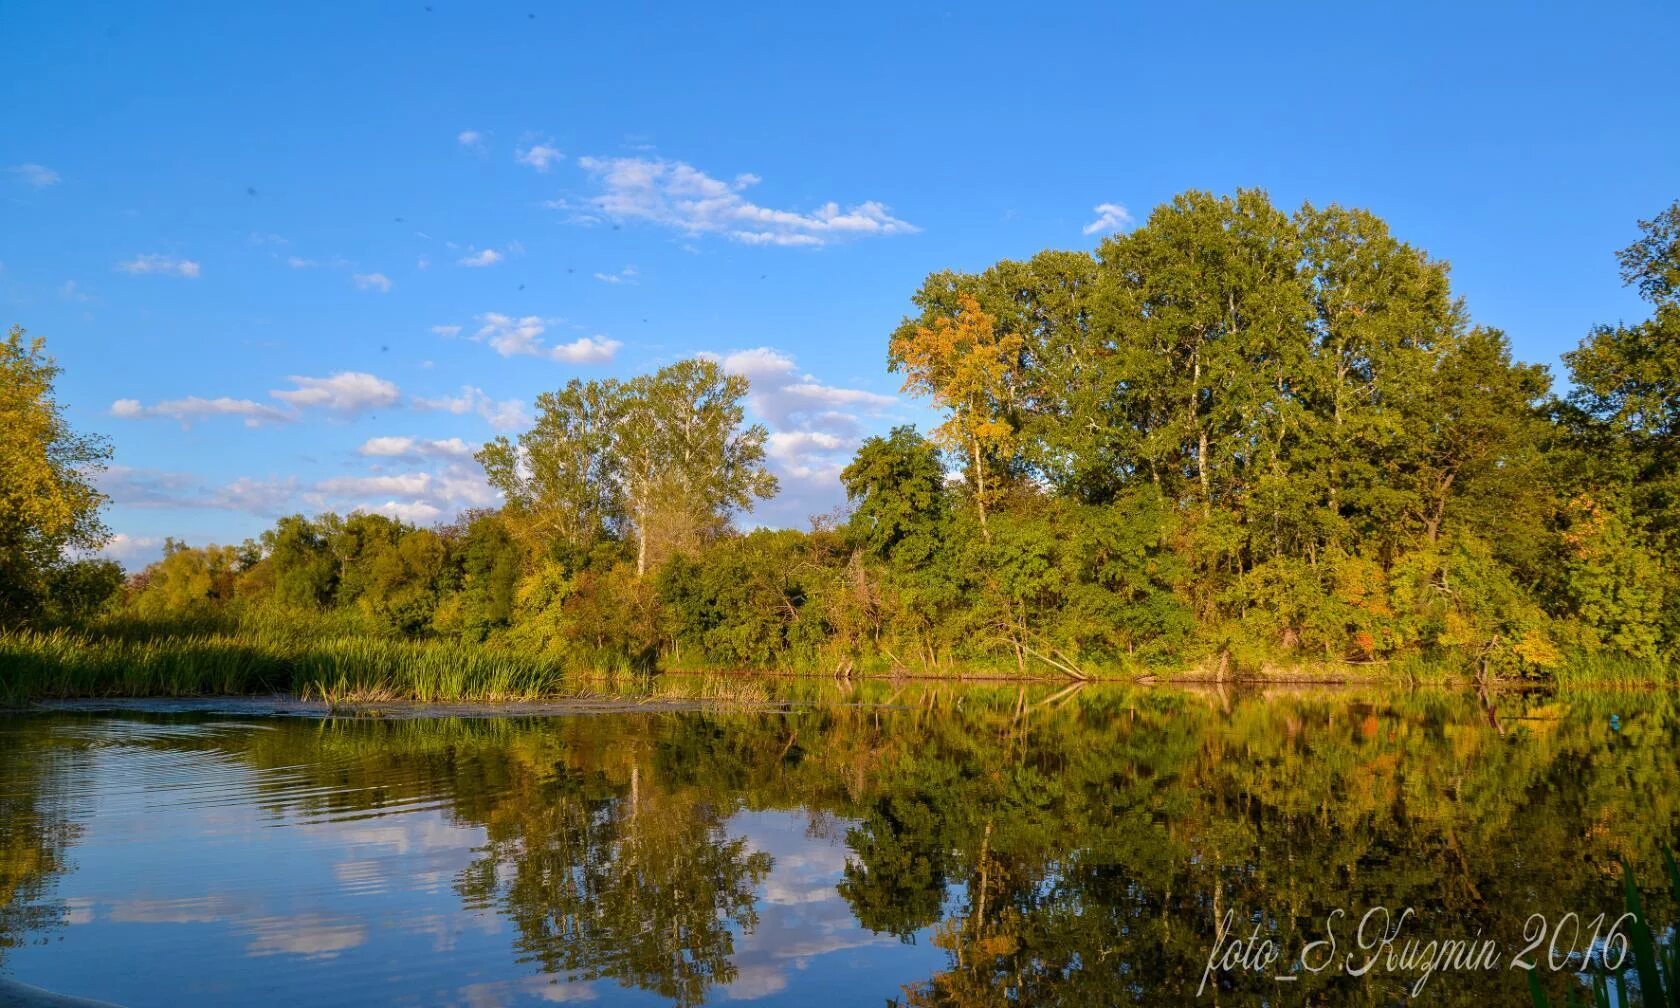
left=843, top=689, right=1680, bottom=1007
left=13, top=687, right=1674, bottom=1007
left=456, top=763, right=771, bottom=1008
left=0, top=718, right=80, bottom=965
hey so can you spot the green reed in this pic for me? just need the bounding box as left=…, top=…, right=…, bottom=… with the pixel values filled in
left=1527, top=847, right=1680, bottom=1008
left=0, top=628, right=568, bottom=704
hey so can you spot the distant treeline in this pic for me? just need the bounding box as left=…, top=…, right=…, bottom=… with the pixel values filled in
left=7, top=190, right=1679, bottom=679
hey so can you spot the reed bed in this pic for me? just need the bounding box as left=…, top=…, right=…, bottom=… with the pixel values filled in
left=0, top=629, right=568, bottom=704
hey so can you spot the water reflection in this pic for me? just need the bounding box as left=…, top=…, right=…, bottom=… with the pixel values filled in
left=0, top=685, right=1676, bottom=1006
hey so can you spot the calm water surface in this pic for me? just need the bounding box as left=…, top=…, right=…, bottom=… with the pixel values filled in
left=1, top=685, right=1676, bottom=1006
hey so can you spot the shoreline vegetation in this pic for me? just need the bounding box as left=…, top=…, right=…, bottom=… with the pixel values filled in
left=5, top=191, right=1680, bottom=698
left=2, top=619, right=1674, bottom=707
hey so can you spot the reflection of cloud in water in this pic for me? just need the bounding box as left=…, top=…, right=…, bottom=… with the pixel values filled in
left=63, top=898, right=95, bottom=926
left=243, top=914, right=368, bottom=959
left=719, top=810, right=910, bottom=1000
left=458, top=975, right=600, bottom=1006
left=107, top=893, right=255, bottom=924
left=720, top=964, right=789, bottom=1000
left=329, top=815, right=481, bottom=854
left=324, top=813, right=486, bottom=896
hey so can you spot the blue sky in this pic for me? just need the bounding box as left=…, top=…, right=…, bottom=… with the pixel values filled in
left=3, top=1, right=1676, bottom=568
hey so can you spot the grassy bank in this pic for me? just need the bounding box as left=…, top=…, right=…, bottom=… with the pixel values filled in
left=0, top=629, right=569, bottom=705
left=4, top=623, right=1675, bottom=705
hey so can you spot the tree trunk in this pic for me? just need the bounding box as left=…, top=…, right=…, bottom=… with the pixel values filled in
left=636, top=508, right=647, bottom=577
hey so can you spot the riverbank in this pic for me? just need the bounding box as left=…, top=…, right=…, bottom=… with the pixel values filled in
left=4, top=626, right=1675, bottom=705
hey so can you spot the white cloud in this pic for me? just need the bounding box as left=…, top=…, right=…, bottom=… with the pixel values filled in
left=110, top=396, right=290, bottom=427
left=477, top=397, right=529, bottom=431
left=12, top=163, right=59, bottom=187
left=550, top=336, right=620, bottom=364
left=413, top=385, right=530, bottom=432
left=592, top=266, right=637, bottom=285
left=271, top=372, right=400, bottom=413
left=358, top=436, right=474, bottom=460
left=59, top=280, right=94, bottom=302
left=574, top=156, right=918, bottom=247
left=112, top=372, right=398, bottom=428
left=317, top=473, right=434, bottom=496
left=472, top=313, right=621, bottom=364
left=457, top=129, right=484, bottom=148
left=767, top=430, right=847, bottom=460
left=352, top=272, right=393, bottom=292
left=703, top=347, right=901, bottom=527
left=430, top=324, right=461, bottom=337
left=458, top=248, right=503, bottom=268
left=373, top=500, right=443, bottom=524
left=287, top=256, right=317, bottom=269
left=515, top=141, right=564, bottom=172
left=1082, top=202, right=1133, bottom=236
left=316, top=459, right=499, bottom=526
left=117, top=254, right=200, bottom=278
left=96, top=532, right=163, bottom=566
left=711, top=347, right=896, bottom=428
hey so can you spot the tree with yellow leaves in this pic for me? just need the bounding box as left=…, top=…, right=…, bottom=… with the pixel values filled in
left=889, top=293, right=1021, bottom=539
left=0, top=326, right=111, bottom=624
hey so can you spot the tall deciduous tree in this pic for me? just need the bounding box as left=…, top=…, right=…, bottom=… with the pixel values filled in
left=0, top=326, right=110, bottom=624
left=1565, top=199, right=1680, bottom=645
left=478, top=377, right=626, bottom=559
left=890, top=293, right=1021, bottom=538
left=617, top=359, right=776, bottom=576
left=482, top=359, right=776, bottom=577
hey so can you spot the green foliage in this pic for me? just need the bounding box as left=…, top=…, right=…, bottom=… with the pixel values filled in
left=0, top=327, right=110, bottom=625
left=21, top=193, right=1680, bottom=684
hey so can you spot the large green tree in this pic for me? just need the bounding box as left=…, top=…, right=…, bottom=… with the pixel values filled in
left=484, top=359, right=777, bottom=578
left=0, top=327, right=110, bottom=624
left=1563, top=199, right=1680, bottom=648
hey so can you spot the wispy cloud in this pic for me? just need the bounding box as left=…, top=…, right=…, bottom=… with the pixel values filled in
left=98, top=466, right=300, bottom=516
left=457, top=248, right=503, bottom=268
left=515, top=141, right=564, bottom=172
left=593, top=266, right=638, bottom=284
left=271, top=372, right=400, bottom=413
left=352, top=272, right=392, bottom=292
left=473, top=313, right=621, bottom=364
left=573, top=156, right=919, bottom=247
left=430, top=324, right=462, bottom=337
left=315, top=461, right=498, bottom=526
left=59, top=280, right=95, bottom=303
left=457, top=129, right=484, bottom=148
left=117, top=254, right=201, bottom=278
left=705, top=346, right=899, bottom=524
left=1082, top=202, right=1133, bottom=236
left=710, top=347, right=897, bottom=428
left=11, top=163, right=60, bottom=187
left=413, top=385, right=529, bottom=431
left=358, top=436, right=474, bottom=460
left=110, top=396, right=291, bottom=427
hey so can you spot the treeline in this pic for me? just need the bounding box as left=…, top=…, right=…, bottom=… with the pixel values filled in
left=9, top=191, right=1680, bottom=679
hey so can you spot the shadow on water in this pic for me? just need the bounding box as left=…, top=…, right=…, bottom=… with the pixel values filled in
left=1, top=683, right=1677, bottom=1006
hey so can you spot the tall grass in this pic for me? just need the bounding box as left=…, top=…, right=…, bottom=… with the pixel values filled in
left=1527, top=847, right=1680, bottom=1008
left=0, top=628, right=568, bottom=704
left=1550, top=651, right=1680, bottom=691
